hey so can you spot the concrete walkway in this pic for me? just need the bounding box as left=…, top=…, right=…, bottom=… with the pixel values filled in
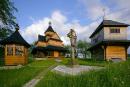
left=23, top=63, right=58, bottom=87
left=52, top=65, right=104, bottom=75
left=0, top=65, right=23, bottom=70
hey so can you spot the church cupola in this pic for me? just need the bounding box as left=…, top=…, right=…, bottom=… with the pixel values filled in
left=45, top=22, right=55, bottom=37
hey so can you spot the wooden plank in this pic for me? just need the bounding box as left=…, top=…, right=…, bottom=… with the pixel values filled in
left=106, top=46, right=126, bottom=61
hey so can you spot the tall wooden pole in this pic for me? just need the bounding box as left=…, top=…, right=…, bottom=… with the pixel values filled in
left=71, top=46, right=75, bottom=65
left=67, top=29, right=77, bottom=66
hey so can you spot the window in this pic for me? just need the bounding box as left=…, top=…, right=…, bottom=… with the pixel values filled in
left=15, top=46, right=23, bottom=56
left=7, top=46, right=13, bottom=56
left=110, top=28, right=120, bottom=33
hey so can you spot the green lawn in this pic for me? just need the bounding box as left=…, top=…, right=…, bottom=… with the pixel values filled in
left=36, top=59, right=130, bottom=87
left=0, top=59, right=56, bottom=87
left=1, top=58, right=130, bottom=87
left=61, top=58, right=109, bottom=67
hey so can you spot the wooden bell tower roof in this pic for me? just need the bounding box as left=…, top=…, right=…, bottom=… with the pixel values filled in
left=90, top=20, right=130, bottom=38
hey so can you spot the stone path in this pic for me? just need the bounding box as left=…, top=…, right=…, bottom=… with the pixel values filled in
left=0, top=65, right=23, bottom=70
left=52, top=65, right=104, bottom=75
left=23, top=63, right=58, bottom=87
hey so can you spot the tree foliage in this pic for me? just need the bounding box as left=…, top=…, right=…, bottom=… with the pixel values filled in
left=0, top=27, right=13, bottom=40
left=0, top=0, right=17, bottom=28
left=77, top=40, right=91, bottom=58
left=64, top=45, right=71, bottom=57
left=64, top=40, right=91, bottom=58
left=0, top=0, right=17, bottom=59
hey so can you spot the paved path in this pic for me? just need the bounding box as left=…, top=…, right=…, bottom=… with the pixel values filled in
left=52, top=65, right=104, bottom=75
left=0, top=65, right=23, bottom=70
left=23, top=63, right=58, bottom=87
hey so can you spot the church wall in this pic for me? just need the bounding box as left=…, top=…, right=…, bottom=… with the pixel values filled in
left=36, top=41, right=47, bottom=47
left=52, top=33, right=60, bottom=39
left=48, top=40, right=63, bottom=47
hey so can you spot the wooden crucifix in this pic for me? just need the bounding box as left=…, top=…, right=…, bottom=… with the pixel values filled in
left=67, top=29, right=77, bottom=65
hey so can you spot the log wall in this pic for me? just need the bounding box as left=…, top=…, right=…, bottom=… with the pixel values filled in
left=5, top=45, right=28, bottom=65
left=106, top=46, right=126, bottom=61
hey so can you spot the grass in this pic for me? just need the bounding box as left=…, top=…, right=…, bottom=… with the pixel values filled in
left=36, top=60, right=130, bottom=87
left=1, top=58, right=130, bottom=87
left=0, top=59, right=56, bottom=87
left=61, top=58, right=109, bottom=67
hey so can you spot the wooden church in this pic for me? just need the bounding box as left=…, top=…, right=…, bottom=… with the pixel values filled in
left=0, top=25, right=30, bottom=65
left=32, top=22, right=66, bottom=58
left=87, top=20, right=130, bottom=61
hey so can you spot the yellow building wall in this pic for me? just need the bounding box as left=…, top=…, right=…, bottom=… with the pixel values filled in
left=106, top=46, right=126, bottom=61
left=45, top=32, right=55, bottom=37
left=5, top=56, right=26, bottom=65
left=5, top=45, right=28, bottom=65
left=36, top=41, right=46, bottom=47
left=54, top=51, right=59, bottom=57
left=52, top=33, right=60, bottom=39
left=48, top=40, right=63, bottom=47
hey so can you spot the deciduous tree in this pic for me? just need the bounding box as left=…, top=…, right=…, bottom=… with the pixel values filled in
left=77, top=40, right=91, bottom=58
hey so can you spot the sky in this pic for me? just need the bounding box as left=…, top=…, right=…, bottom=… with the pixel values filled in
left=12, top=0, right=130, bottom=45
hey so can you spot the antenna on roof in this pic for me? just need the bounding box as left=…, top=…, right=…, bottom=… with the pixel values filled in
left=49, top=21, right=52, bottom=26
left=103, top=8, right=106, bottom=20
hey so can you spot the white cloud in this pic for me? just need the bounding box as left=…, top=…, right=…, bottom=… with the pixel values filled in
left=78, top=0, right=130, bottom=24
left=21, top=17, right=50, bottom=43
left=78, top=0, right=110, bottom=20
left=21, top=10, right=98, bottom=45
left=21, top=0, right=130, bottom=48
left=51, top=11, right=67, bottom=24
left=78, top=0, right=130, bottom=40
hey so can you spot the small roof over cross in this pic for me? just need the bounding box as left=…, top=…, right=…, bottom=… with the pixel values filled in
left=49, top=21, right=52, bottom=26
left=44, top=21, right=55, bottom=33
left=15, top=23, right=19, bottom=31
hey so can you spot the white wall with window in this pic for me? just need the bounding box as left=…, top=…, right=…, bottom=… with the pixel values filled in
left=104, top=27, right=127, bottom=40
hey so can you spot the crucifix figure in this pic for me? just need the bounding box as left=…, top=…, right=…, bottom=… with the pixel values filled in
left=67, top=29, right=77, bottom=65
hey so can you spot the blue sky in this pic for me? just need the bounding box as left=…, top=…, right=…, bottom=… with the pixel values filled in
left=12, top=0, right=130, bottom=45
left=13, top=0, right=88, bottom=28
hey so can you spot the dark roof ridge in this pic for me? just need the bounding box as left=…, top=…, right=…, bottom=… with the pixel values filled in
left=44, top=23, right=55, bottom=33
left=89, top=20, right=130, bottom=38
left=0, top=30, right=30, bottom=48
left=49, top=38, right=63, bottom=42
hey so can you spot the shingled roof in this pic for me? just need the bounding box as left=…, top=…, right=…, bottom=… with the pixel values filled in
left=31, top=45, right=67, bottom=54
left=0, top=29, right=30, bottom=48
left=89, top=20, right=129, bottom=38
left=38, top=35, right=46, bottom=41
left=44, top=22, right=55, bottom=33
left=87, top=40, right=130, bottom=51
left=45, top=45, right=66, bottom=51
left=49, top=38, right=63, bottom=42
